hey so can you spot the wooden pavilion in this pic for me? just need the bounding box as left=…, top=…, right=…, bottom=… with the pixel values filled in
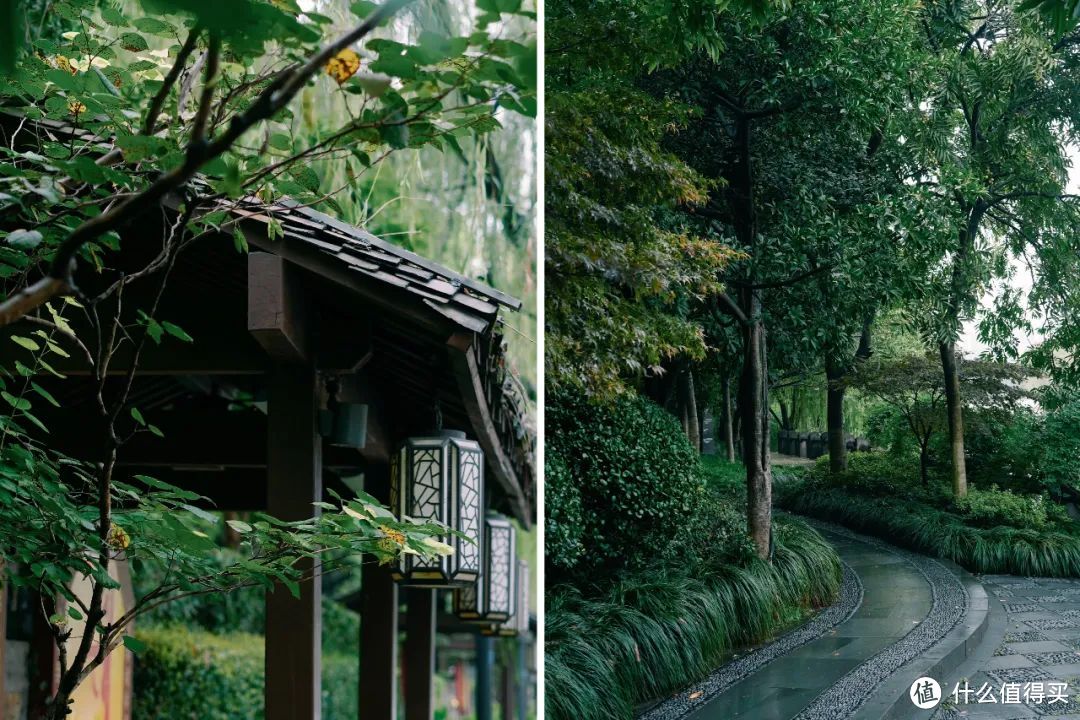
left=0, top=116, right=536, bottom=720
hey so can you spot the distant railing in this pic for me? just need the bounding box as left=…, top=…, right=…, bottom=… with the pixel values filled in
left=777, top=430, right=871, bottom=460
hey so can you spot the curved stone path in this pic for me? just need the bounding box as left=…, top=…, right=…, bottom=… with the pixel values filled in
left=932, top=575, right=1080, bottom=719
left=640, top=522, right=975, bottom=720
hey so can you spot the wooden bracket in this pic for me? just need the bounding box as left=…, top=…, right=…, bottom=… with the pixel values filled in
left=248, top=252, right=309, bottom=364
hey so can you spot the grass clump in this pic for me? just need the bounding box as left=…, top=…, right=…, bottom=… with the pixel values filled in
left=778, top=480, right=1080, bottom=577
left=546, top=514, right=840, bottom=720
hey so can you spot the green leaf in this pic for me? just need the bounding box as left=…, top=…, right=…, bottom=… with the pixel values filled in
left=122, top=635, right=146, bottom=653
left=5, top=229, right=43, bottom=249
left=227, top=519, right=252, bottom=533
left=119, top=32, right=149, bottom=52
left=233, top=226, right=249, bottom=254
left=1, top=391, right=30, bottom=411
left=30, top=383, right=59, bottom=408
left=161, top=321, right=193, bottom=343
left=130, top=407, right=146, bottom=426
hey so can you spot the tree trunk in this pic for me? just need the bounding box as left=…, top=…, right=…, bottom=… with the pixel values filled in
left=919, top=444, right=930, bottom=487
left=939, top=341, right=968, bottom=497
left=740, top=289, right=771, bottom=560
left=684, top=370, right=700, bottom=451
left=825, top=356, right=847, bottom=474
left=722, top=377, right=736, bottom=462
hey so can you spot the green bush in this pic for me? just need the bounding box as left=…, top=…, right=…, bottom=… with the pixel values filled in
left=808, top=452, right=935, bottom=499
left=779, top=487, right=1080, bottom=577
left=545, top=448, right=586, bottom=572
left=545, top=517, right=840, bottom=720
left=954, top=486, right=1049, bottom=530
left=133, top=626, right=358, bottom=719
left=546, top=391, right=702, bottom=575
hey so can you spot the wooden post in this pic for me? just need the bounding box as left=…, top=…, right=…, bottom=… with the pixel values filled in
left=265, top=364, right=323, bottom=720
left=360, top=463, right=399, bottom=720
left=500, top=658, right=516, bottom=720
left=404, top=589, right=436, bottom=720
left=475, top=634, right=493, bottom=720
left=0, top=577, right=6, bottom=720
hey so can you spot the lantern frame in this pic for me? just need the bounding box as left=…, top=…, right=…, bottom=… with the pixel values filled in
left=454, top=515, right=516, bottom=623
left=390, top=429, right=484, bottom=587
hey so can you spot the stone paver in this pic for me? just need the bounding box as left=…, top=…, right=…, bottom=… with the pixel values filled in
left=933, top=577, right=1080, bottom=719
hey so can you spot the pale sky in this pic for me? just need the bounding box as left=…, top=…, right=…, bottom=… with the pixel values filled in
left=959, top=144, right=1080, bottom=358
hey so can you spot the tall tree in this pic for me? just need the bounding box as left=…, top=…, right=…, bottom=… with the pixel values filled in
left=903, top=0, right=1080, bottom=497
left=660, top=0, right=923, bottom=557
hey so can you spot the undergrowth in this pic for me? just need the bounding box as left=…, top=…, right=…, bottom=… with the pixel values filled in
left=779, top=484, right=1080, bottom=577
left=545, top=516, right=840, bottom=720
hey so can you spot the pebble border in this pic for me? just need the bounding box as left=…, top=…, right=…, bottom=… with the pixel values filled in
left=794, top=521, right=969, bottom=720
left=638, top=555, right=864, bottom=720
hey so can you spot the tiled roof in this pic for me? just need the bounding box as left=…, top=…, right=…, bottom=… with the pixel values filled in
left=231, top=197, right=520, bottom=334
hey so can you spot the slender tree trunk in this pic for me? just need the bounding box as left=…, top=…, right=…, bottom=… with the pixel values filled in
left=919, top=443, right=930, bottom=487
left=722, top=377, right=736, bottom=462
left=825, top=356, right=847, bottom=474
left=684, top=370, right=700, bottom=451
left=939, top=341, right=968, bottom=497
left=740, top=289, right=771, bottom=560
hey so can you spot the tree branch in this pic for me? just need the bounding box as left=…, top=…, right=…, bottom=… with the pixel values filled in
left=0, top=0, right=412, bottom=329
left=143, top=25, right=203, bottom=136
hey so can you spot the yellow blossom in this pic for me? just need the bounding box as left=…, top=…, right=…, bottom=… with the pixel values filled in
left=107, top=524, right=130, bottom=551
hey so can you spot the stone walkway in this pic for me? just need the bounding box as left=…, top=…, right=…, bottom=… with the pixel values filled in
left=643, top=524, right=970, bottom=720
left=933, top=577, right=1080, bottom=719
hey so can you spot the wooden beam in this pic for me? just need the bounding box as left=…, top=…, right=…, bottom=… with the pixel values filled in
left=446, top=333, right=529, bottom=526
left=404, top=589, right=436, bottom=720
left=359, top=464, right=399, bottom=720
left=45, top=408, right=365, bottom=471
left=265, top=364, right=322, bottom=720
left=249, top=253, right=309, bottom=364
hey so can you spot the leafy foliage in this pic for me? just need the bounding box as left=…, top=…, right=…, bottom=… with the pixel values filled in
left=545, top=392, right=704, bottom=578
left=779, top=486, right=1080, bottom=577
left=132, top=626, right=360, bottom=720
left=545, top=517, right=839, bottom=720
left=0, top=0, right=534, bottom=713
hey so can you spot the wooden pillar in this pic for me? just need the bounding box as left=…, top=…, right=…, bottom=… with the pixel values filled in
left=360, top=464, right=399, bottom=720
left=404, top=589, right=436, bottom=720
left=265, top=365, right=323, bottom=720
left=475, top=634, right=493, bottom=720
left=0, top=578, right=6, bottom=720
left=500, top=658, right=516, bottom=720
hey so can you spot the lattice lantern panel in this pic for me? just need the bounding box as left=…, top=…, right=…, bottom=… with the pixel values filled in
left=454, top=515, right=516, bottom=623
left=391, top=430, right=484, bottom=587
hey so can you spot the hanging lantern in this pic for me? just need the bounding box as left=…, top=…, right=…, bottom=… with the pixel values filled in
left=484, top=560, right=529, bottom=638
left=454, top=515, right=516, bottom=622
left=390, top=430, right=484, bottom=587
left=515, top=560, right=530, bottom=635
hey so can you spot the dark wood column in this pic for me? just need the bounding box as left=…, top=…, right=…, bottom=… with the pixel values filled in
left=0, top=579, right=6, bottom=720
left=475, top=634, right=493, bottom=720
left=265, top=365, right=323, bottom=720
left=359, top=463, right=399, bottom=719
left=404, top=589, right=436, bottom=720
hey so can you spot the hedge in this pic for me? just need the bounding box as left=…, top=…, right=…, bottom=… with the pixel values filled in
left=133, top=626, right=358, bottom=719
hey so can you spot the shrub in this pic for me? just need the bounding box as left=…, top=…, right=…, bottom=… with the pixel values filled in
left=545, top=517, right=840, bottom=720
left=808, top=451, right=937, bottom=499
left=546, top=392, right=702, bottom=575
left=699, top=456, right=746, bottom=495
left=545, top=448, right=586, bottom=573
left=954, top=486, right=1049, bottom=530
left=779, top=487, right=1080, bottom=577
left=133, top=626, right=358, bottom=719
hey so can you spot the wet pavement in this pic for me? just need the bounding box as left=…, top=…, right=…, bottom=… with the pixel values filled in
left=933, top=577, right=1080, bottom=719
left=682, top=531, right=934, bottom=720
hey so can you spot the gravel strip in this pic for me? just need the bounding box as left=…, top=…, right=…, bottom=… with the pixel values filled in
left=794, top=521, right=969, bottom=720
left=638, top=555, right=864, bottom=720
